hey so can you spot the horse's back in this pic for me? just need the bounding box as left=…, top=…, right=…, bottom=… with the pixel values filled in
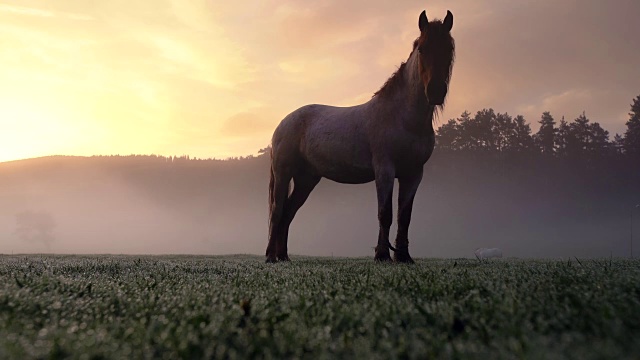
left=271, top=104, right=375, bottom=183
left=271, top=104, right=325, bottom=144
left=271, top=104, right=323, bottom=159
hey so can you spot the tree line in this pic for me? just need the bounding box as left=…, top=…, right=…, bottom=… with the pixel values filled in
left=436, top=94, right=640, bottom=158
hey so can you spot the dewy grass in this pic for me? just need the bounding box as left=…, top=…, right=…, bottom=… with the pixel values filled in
left=0, top=255, right=639, bottom=359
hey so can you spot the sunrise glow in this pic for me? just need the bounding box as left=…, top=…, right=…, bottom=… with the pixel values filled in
left=0, top=1, right=637, bottom=162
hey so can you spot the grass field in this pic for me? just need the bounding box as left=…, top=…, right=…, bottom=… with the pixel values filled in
left=1, top=255, right=639, bottom=359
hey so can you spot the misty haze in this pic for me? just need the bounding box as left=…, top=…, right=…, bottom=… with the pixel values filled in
left=2, top=105, right=638, bottom=258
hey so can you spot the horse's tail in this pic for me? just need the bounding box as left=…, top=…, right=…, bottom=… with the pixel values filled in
left=268, top=153, right=275, bottom=235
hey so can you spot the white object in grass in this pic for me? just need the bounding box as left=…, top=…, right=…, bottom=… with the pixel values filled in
left=474, top=248, right=503, bottom=260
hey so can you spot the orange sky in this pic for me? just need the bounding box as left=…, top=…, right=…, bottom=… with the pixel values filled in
left=1, top=0, right=639, bottom=162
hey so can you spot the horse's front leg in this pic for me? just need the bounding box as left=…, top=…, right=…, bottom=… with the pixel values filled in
left=395, top=170, right=423, bottom=263
left=374, top=165, right=395, bottom=262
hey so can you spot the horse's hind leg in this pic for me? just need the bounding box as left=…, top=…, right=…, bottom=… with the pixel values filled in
left=266, top=167, right=293, bottom=263
left=277, top=172, right=320, bottom=261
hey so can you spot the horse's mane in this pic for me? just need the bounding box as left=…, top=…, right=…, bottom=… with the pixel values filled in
left=372, top=60, right=409, bottom=99
left=372, top=38, right=419, bottom=99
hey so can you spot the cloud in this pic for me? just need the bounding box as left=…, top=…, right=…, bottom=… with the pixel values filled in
left=220, top=109, right=279, bottom=138
left=0, top=4, right=56, bottom=18
left=0, top=4, right=93, bottom=21
left=1, top=0, right=639, bottom=161
left=432, top=0, right=640, bottom=134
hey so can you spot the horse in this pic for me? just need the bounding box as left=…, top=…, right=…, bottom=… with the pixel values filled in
left=266, top=10, right=455, bottom=263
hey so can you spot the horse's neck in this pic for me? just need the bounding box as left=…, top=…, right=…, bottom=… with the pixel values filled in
left=400, top=50, right=435, bottom=131
left=366, top=49, right=435, bottom=132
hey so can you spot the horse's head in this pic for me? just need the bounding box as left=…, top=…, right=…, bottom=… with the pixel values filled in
left=416, top=10, right=455, bottom=106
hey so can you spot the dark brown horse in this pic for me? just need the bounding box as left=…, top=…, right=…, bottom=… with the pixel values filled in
left=266, top=10, right=455, bottom=263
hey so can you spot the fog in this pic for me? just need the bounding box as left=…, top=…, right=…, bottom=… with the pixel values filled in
left=0, top=153, right=637, bottom=258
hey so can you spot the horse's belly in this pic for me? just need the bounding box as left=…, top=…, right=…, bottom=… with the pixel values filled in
left=322, top=167, right=375, bottom=184
left=303, top=134, right=374, bottom=184
left=307, top=148, right=375, bottom=184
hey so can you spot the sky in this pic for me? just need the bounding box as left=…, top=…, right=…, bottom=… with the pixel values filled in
left=1, top=0, right=639, bottom=162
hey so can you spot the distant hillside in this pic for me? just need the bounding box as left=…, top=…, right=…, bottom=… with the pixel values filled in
left=0, top=152, right=638, bottom=258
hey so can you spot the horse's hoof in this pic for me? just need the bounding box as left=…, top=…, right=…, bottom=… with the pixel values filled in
left=394, top=254, right=415, bottom=264
left=265, top=256, right=278, bottom=263
left=277, top=255, right=290, bottom=262
left=393, top=244, right=414, bottom=263
left=374, top=253, right=392, bottom=262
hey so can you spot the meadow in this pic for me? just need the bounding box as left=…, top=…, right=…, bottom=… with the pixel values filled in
left=0, top=255, right=639, bottom=359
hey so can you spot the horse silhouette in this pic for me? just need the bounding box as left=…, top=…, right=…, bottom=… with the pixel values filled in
left=266, top=10, right=455, bottom=263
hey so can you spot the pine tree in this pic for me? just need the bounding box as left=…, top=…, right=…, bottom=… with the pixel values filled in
left=566, top=112, right=590, bottom=156
left=436, top=119, right=461, bottom=152
left=563, top=112, right=610, bottom=158
left=613, top=134, right=624, bottom=154
left=535, top=111, right=556, bottom=155
left=511, top=115, right=534, bottom=152
left=623, top=95, right=640, bottom=156
left=470, top=108, right=497, bottom=151
left=455, top=111, right=475, bottom=151
left=573, top=112, right=591, bottom=143
left=494, top=112, right=515, bottom=152
left=587, top=122, right=609, bottom=156
left=556, top=116, right=571, bottom=156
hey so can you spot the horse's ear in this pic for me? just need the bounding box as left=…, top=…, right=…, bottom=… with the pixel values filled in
left=443, top=10, right=453, bottom=32
left=419, top=10, right=428, bottom=33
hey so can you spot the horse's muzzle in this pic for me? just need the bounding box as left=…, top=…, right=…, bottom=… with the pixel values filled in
left=426, top=81, right=447, bottom=105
